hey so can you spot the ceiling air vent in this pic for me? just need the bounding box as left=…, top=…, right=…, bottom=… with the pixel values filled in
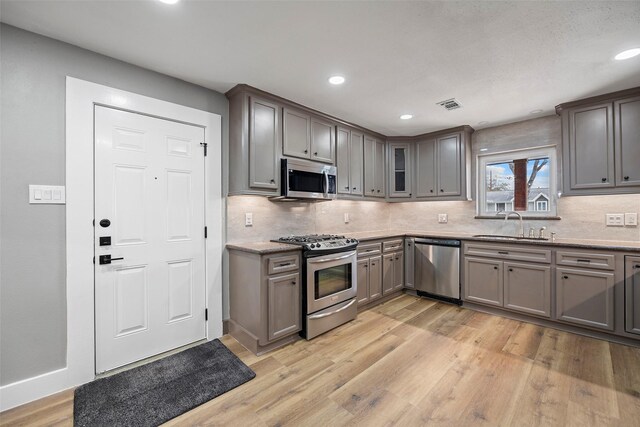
left=437, top=98, right=462, bottom=111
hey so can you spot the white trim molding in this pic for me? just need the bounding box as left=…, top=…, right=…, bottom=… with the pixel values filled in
left=0, top=77, right=223, bottom=411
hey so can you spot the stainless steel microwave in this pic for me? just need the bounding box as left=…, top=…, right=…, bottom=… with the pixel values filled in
left=275, top=158, right=337, bottom=201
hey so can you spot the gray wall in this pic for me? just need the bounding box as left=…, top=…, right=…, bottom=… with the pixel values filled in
left=0, top=24, right=229, bottom=386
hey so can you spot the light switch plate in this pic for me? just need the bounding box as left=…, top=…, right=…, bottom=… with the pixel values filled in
left=605, top=213, right=624, bottom=226
left=438, top=213, right=448, bottom=224
left=245, top=213, right=253, bottom=227
left=29, top=185, right=65, bottom=204
left=625, top=213, right=638, bottom=226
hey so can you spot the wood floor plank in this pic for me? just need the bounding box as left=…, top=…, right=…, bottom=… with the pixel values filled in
left=2, top=294, right=639, bottom=427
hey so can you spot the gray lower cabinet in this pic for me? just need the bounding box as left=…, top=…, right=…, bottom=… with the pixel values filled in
left=625, top=256, right=640, bottom=335
left=382, top=253, right=394, bottom=295
left=464, top=256, right=503, bottom=307
left=357, top=255, right=382, bottom=307
left=404, top=238, right=414, bottom=289
left=228, top=249, right=302, bottom=354
left=356, top=244, right=382, bottom=307
left=336, top=127, right=364, bottom=196
left=268, top=273, right=301, bottom=341
left=394, top=251, right=404, bottom=291
left=556, top=267, right=615, bottom=331
left=503, top=261, right=551, bottom=318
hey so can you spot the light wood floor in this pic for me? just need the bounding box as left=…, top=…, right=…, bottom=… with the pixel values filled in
left=2, top=294, right=640, bottom=426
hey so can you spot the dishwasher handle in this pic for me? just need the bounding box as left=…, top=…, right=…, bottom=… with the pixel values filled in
left=414, top=238, right=461, bottom=247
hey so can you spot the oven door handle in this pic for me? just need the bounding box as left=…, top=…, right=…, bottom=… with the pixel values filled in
left=308, top=299, right=356, bottom=320
left=307, top=251, right=356, bottom=264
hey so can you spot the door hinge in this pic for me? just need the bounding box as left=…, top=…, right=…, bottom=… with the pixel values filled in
left=93, top=256, right=95, bottom=264
left=200, top=142, right=208, bottom=156
left=205, top=308, right=208, bottom=321
left=204, top=226, right=208, bottom=238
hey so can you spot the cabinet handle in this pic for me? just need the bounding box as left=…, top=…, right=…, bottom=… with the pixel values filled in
left=395, top=257, right=399, bottom=260
left=624, top=176, right=630, bottom=181
left=353, top=187, right=357, bottom=190
left=576, top=259, right=591, bottom=263
left=314, top=152, right=318, bottom=156
left=345, top=186, right=349, bottom=190
left=601, top=178, right=607, bottom=182
left=440, top=189, right=444, bottom=192
left=278, top=263, right=291, bottom=267
left=304, top=149, right=308, bottom=154
left=270, top=179, right=275, bottom=184
left=409, top=193, right=412, bottom=197
left=371, top=263, right=376, bottom=266
left=291, top=281, right=296, bottom=285
left=508, top=268, right=513, bottom=272
left=430, top=189, right=433, bottom=193
left=377, top=189, right=381, bottom=193
left=633, top=265, right=640, bottom=269
left=493, top=266, right=498, bottom=270
left=371, top=189, right=375, bottom=192
left=563, top=275, right=569, bottom=279
left=364, top=265, right=368, bottom=268
left=498, top=251, right=509, bottom=255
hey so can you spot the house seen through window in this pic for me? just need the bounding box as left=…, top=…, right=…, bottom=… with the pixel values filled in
left=478, top=147, right=556, bottom=217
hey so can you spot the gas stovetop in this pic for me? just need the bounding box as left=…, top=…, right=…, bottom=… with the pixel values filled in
left=273, top=234, right=359, bottom=252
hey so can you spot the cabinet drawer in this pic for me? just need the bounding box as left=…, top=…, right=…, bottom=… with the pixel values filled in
left=266, top=254, right=299, bottom=275
left=357, top=242, right=382, bottom=258
left=556, top=250, right=615, bottom=271
left=464, top=243, right=551, bottom=264
left=383, top=239, right=403, bottom=253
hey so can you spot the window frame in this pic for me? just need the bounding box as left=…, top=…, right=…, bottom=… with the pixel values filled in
left=477, top=145, right=557, bottom=218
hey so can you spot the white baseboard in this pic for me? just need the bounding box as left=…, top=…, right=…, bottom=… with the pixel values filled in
left=0, top=367, right=81, bottom=411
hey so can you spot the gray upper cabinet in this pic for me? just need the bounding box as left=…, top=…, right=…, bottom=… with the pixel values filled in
left=625, top=256, right=640, bottom=336
left=388, top=142, right=412, bottom=198
left=364, top=135, right=385, bottom=198
left=415, top=139, right=436, bottom=198
left=310, top=117, right=335, bottom=163
left=283, top=108, right=311, bottom=159
left=336, top=126, right=364, bottom=196
left=615, top=96, right=640, bottom=187
left=556, top=267, right=614, bottom=331
left=557, top=87, right=640, bottom=195
left=437, top=135, right=461, bottom=196
left=567, top=103, right=615, bottom=190
left=249, top=97, right=280, bottom=191
left=283, top=108, right=336, bottom=164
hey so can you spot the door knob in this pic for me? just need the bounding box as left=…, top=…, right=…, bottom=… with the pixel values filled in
left=99, top=255, right=124, bottom=265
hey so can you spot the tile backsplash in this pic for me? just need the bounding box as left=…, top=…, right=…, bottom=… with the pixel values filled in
left=227, top=194, right=640, bottom=243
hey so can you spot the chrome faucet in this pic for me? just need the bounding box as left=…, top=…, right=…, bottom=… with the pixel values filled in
left=497, top=211, right=524, bottom=238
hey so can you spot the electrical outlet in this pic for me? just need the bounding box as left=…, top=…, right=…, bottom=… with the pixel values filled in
left=438, top=214, right=448, bottom=224
left=605, top=213, right=624, bottom=226
left=245, top=213, right=253, bottom=227
left=625, top=213, right=638, bottom=226
left=344, top=213, right=350, bottom=223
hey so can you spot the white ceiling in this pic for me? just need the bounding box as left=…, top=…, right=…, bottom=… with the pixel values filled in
left=2, top=1, right=639, bottom=136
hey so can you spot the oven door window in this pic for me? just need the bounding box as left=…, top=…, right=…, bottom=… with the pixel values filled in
left=315, top=263, right=352, bottom=299
left=289, top=170, right=324, bottom=193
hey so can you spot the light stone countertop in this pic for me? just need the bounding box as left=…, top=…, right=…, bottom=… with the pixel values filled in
left=226, top=241, right=301, bottom=254
left=227, top=230, right=640, bottom=254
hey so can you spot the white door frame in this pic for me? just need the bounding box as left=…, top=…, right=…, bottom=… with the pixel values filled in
left=0, top=77, right=223, bottom=411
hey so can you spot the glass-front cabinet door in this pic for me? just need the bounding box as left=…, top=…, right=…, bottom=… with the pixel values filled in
left=388, top=142, right=412, bottom=198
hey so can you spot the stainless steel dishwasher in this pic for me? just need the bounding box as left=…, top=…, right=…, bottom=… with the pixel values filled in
left=414, top=238, right=461, bottom=305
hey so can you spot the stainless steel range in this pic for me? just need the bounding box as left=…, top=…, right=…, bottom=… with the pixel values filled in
left=274, top=234, right=359, bottom=339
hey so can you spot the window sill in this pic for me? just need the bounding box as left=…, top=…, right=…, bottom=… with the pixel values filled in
left=475, top=215, right=561, bottom=220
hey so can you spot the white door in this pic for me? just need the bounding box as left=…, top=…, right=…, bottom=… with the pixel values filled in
left=94, top=106, right=206, bottom=373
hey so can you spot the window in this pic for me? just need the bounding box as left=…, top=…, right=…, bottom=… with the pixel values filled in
left=477, top=146, right=557, bottom=217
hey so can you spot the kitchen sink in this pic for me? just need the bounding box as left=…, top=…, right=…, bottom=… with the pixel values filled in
left=472, top=234, right=549, bottom=241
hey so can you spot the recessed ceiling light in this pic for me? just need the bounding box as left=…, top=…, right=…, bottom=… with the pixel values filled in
left=530, top=109, right=543, bottom=114
left=328, top=76, right=345, bottom=85
left=615, top=48, right=640, bottom=60
left=400, top=114, right=413, bottom=120
left=480, top=148, right=489, bottom=152
left=158, top=0, right=180, bottom=4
